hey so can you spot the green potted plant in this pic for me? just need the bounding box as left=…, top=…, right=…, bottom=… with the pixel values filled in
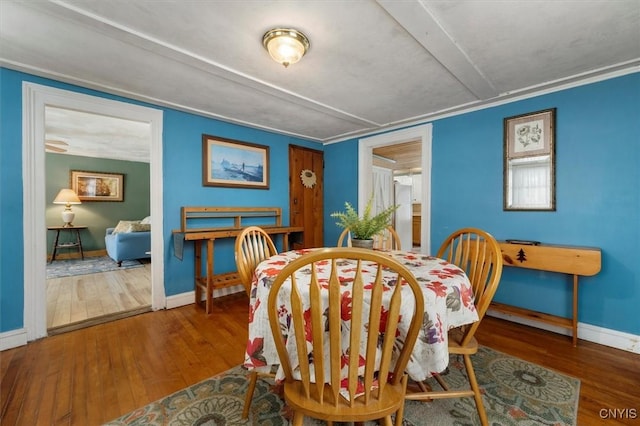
left=331, top=195, right=398, bottom=249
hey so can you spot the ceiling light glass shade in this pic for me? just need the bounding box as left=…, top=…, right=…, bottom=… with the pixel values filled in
left=262, top=28, right=310, bottom=68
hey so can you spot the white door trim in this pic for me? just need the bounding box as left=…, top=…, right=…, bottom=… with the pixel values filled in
left=22, top=82, right=165, bottom=341
left=358, top=124, right=432, bottom=254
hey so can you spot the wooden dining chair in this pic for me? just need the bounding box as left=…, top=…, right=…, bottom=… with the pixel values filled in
left=267, top=247, right=425, bottom=426
left=336, top=228, right=352, bottom=247
left=373, top=225, right=402, bottom=251
left=405, top=227, right=503, bottom=426
left=234, top=225, right=278, bottom=419
left=337, top=225, right=401, bottom=250
left=235, top=226, right=278, bottom=297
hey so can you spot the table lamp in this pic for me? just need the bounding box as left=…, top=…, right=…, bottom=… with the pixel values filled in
left=53, top=188, right=81, bottom=227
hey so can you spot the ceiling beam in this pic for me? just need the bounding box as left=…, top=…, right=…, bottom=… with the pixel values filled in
left=377, top=0, right=498, bottom=100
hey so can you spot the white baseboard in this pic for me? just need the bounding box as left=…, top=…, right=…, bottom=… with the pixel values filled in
left=165, top=285, right=245, bottom=310
left=487, top=310, right=640, bottom=354
left=3, top=302, right=636, bottom=354
left=165, top=291, right=196, bottom=309
left=0, top=328, right=28, bottom=351
left=578, top=322, right=640, bottom=354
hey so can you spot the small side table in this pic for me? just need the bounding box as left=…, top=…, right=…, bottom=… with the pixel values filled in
left=48, top=225, right=88, bottom=263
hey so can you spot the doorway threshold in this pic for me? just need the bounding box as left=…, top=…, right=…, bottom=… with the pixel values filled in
left=47, top=305, right=152, bottom=336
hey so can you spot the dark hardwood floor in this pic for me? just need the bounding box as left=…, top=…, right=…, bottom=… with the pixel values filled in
left=1, top=293, right=639, bottom=425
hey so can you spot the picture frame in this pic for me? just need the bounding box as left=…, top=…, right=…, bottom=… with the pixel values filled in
left=202, top=134, right=270, bottom=189
left=503, top=108, right=556, bottom=211
left=70, top=170, right=124, bottom=201
left=504, top=108, right=555, bottom=159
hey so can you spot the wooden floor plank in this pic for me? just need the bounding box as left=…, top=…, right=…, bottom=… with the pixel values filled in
left=52, top=333, right=74, bottom=425
left=2, top=293, right=639, bottom=425
left=96, top=326, right=124, bottom=423
left=113, top=318, right=151, bottom=412
left=17, top=340, right=48, bottom=425
left=46, top=260, right=151, bottom=329
left=0, top=348, right=26, bottom=425
left=70, top=328, right=90, bottom=425
left=36, top=345, right=60, bottom=424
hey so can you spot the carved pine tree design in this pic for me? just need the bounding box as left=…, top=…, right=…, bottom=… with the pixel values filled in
left=517, top=248, right=527, bottom=263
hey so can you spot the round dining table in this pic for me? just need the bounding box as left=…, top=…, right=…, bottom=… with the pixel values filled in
left=244, top=249, right=479, bottom=382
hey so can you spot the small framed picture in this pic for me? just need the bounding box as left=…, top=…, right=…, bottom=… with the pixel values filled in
left=202, top=135, right=270, bottom=189
left=503, top=108, right=556, bottom=211
left=504, top=108, right=555, bottom=159
left=71, top=170, right=124, bottom=201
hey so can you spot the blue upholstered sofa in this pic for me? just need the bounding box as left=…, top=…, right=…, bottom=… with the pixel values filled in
left=105, top=219, right=151, bottom=266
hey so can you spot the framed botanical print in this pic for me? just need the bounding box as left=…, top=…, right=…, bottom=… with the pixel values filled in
left=505, top=108, right=555, bottom=159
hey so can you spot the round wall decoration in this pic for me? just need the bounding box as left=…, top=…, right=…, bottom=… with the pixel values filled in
left=300, top=169, right=317, bottom=189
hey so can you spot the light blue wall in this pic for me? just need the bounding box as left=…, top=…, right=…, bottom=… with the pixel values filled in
left=1, top=68, right=26, bottom=331
left=324, top=72, right=640, bottom=336
left=2, top=67, right=638, bottom=337
left=161, top=109, right=317, bottom=297
left=0, top=68, right=319, bottom=332
left=323, top=140, right=359, bottom=245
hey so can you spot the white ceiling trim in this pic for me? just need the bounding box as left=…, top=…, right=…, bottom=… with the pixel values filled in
left=3, top=0, right=638, bottom=148
left=325, top=63, right=640, bottom=145
left=8, top=57, right=638, bottom=148
left=2, top=57, right=325, bottom=141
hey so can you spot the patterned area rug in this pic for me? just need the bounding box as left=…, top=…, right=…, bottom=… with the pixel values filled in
left=46, top=256, right=143, bottom=279
left=106, top=346, right=580, bottom=425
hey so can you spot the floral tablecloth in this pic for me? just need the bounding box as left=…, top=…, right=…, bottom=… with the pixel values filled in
left=244, top=249, right=478, bottom=382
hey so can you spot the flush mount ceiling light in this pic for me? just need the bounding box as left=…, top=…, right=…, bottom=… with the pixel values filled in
left=262, top=28, right=310, bottom=68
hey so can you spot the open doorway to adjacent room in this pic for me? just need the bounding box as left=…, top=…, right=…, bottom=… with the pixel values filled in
left=23, top=83, right=165, bottom=341
left=358, top=124, right=432, bottom=254
left=372, top=139, right=423, bottom=251
left=44, top=106, right=153, bottom=334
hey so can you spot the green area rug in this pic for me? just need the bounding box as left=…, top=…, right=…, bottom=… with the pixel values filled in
left=106, top=346, right=580, bottom=425
left=46, top=256, right=143, bottom=279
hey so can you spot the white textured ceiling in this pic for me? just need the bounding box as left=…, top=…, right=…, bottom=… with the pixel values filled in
left=44, top=107, right=152, bottom=163
left=2, top=0, right=639, bottom=163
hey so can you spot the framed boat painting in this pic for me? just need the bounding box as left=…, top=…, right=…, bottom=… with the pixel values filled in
left=70, top=170, right=124, bottom=201
left=202, top=135, right=270, bottom=189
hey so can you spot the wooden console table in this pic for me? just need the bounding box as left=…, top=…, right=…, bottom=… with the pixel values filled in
left=48, top=225, right=88, bottom=263
left=490, top=241, right=601, bottom=346
left=173, top=207, right=304, bottom=313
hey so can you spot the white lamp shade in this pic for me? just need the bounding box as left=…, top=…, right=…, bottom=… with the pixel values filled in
left=53, top=188, right=81, bottom=206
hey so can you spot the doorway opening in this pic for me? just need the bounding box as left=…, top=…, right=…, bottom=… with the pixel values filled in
left=23, top=82, right=165, bottom=341
left=372, top=140, right=423, bottom=250
left=44, top=106, right=153, bottom=333
left=358, top=124, right=432, bottom=254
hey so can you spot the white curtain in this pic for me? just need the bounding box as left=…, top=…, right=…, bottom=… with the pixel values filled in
left=508, top=156, right=551, bottom=208
left=372, top=166, right=393, bottom=215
